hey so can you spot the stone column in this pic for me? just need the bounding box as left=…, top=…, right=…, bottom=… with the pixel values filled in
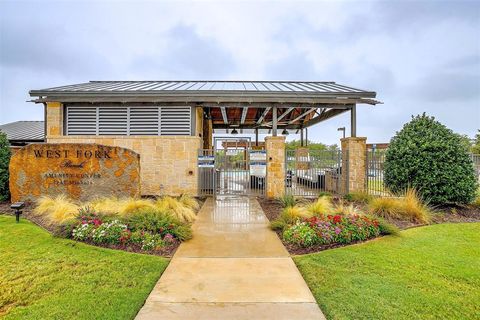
left=341, top=137, right=367, bottom=194
left=266, top=136, right=286, bottom=199
left=46, top=102, right=63, bottom=140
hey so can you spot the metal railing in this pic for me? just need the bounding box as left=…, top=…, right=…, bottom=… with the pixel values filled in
left=285, top=149, right=344, bottom=197
left=198, top=149, right=215, bottom=196
left=366, top=149, right=390, bottom=196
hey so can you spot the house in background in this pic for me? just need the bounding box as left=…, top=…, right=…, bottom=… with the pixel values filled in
left=0, top=121, right=45, bottom=152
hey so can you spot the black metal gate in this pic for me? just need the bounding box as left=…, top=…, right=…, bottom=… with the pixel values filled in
left=198, top=139, right=266, bottom=196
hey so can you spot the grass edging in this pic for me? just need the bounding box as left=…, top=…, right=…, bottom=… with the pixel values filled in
left=293, top=223, right=480, bottom=320
left=0, top=215, right=168, bottom=319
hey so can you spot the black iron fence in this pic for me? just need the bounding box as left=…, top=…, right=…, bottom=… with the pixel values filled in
left=366, top=149, right=390, bottom=196
left=285, top=149, right=345, bottom=197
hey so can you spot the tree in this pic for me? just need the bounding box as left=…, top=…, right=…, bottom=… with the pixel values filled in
left=472, top=130, right=480, bottom=154
left=384, top=114, right=477, bottom=205
left=0, top=132, right=11, bottom=201
left=285, top=139, right=339, bottom=151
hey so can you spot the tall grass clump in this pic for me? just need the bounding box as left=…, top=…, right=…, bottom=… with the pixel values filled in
left=306, top=196, right=333, bottom=216
left=34, top=195, right=79, bottom=224
left=402, top=188, right=431, bottom=224
left=332, top=201, right=363, bottom=216
left=155, top=196, right=196, bottom=223
left=278, top=194, right=297, bottom=208
left=369, top=188, right=431, bottom=224
left=344, top=191, right=373, bottom=204
left=270, top=206, right=309, bottom=231
left=178, top=194, right=200, bottom=211
left=88, top=197, right=155, bottom=216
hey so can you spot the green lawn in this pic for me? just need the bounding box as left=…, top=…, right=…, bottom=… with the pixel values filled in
left=0, top=215, right=168, bottom=319
left=294, top=223, right=480, bottom=320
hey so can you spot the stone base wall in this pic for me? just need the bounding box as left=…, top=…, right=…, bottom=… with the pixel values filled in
left=47, top=136, right=201, bottom=196
left=341, top=137, right=367, bottom=194
left=266, top=136, right=286, bottom=199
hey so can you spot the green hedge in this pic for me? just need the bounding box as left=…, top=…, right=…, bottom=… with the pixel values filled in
left=384, top=114, right=477, bottom=205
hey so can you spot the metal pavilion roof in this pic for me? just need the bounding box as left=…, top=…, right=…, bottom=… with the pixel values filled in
left=29, top=80, right=379, bottom=104
left=0, top=121, right=45, bottom=142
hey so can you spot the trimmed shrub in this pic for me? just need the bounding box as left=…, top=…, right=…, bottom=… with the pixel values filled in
left=384, top=114, right=478, bottom=205
left=0, top=132, right=11, bottom=201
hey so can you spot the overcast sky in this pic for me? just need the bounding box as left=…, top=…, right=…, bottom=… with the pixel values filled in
left=0, top=0, right=479, bottom=144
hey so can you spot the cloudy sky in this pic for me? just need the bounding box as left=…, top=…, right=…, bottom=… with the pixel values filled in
left=0, top=0, right=479, bottom=144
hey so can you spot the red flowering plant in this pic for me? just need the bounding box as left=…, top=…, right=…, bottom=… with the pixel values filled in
left=75, top=206, right=103, bottom=226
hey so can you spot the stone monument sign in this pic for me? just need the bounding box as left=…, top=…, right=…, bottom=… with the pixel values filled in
left=9, top=143, right=141, bottom=202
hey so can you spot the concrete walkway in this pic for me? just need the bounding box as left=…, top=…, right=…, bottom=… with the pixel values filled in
left=136, top=197, right=325, bottom=320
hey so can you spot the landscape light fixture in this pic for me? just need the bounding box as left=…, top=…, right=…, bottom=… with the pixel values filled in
left=337, top=127, right=346, bottom=139
left=11, top=202, right=25, bottom=223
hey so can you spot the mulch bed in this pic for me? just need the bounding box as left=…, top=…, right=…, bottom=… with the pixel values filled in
left=258, top=198, right=480, bottom=256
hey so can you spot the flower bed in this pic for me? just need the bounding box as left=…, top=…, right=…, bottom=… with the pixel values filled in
left=66, top=207, right=182, bottom=255
left=30, top=195, right=201, bottom=256
left=284, top=214, right=382, bottom=247
left=264, top=196, right=399, bottom=254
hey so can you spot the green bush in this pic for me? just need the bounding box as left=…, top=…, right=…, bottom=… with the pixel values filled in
left=0, top=132, right=11, bottom=201
left=125, top=208, right=192, bottom=241
left=384, top=114, right=478, bottom=205
left=277, top=194, right=297, bottom=208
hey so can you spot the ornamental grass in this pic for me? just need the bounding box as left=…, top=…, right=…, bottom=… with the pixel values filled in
left=34, top=195, right=79, bottom=224
left=369, top=188, right=431, bottom=224
left=305, top=196, right=333, bottom=216
left=154, top=196, right=197, bottom=223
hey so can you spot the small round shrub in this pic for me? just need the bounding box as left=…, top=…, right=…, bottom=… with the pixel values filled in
left=384, top=114, right=478, bottom=205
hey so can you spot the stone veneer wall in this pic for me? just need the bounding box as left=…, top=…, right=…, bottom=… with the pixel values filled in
left=45, top=102, right=203, bottom=196
left=266, top=136, right=286, bottom=199
left=341, top=137, right=367, bottom=194
left=46, top=102, right=63, bottom=136
left=47, top=136, right=201, bottom=196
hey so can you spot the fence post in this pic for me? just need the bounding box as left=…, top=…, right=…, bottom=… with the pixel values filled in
left=341, top=137, right=367, bottom=194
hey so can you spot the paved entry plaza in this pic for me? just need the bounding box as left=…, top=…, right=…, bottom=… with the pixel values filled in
left=136, top=196, right=325, bottom=319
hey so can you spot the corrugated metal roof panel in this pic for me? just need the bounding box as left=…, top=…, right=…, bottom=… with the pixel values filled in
left=31, top=80, right=373, bottom=94
left=0, top=121, right=45, bottom=141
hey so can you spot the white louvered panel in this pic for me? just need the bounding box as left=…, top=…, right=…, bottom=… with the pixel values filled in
left=66, top=105, right=192, bottom=136
left=160, top=107, right=191, bottom=136
left=129, top=107, right=160, bottom=135
left=66, top=106, right=97, bottom=135
left=98, top=107, right=128, bottom=135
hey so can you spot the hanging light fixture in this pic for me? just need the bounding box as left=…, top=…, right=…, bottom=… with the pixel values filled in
left=231, top=128, right=238, bottom=135
left=281, top=129, right=289, bottom=135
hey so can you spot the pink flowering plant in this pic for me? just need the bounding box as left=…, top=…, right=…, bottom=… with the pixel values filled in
left=283, top=213, right=385, bottom=247
left=69, top=206, right=185, bottom=252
